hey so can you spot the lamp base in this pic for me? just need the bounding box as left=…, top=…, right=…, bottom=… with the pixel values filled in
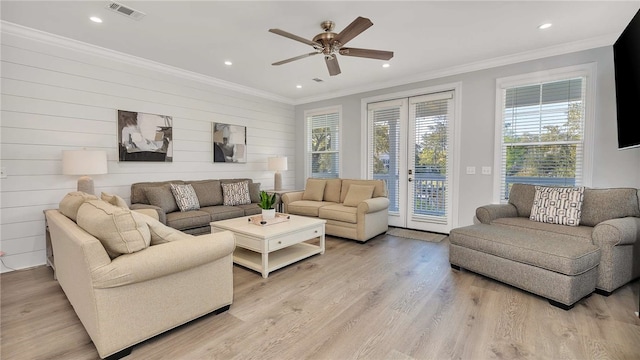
left=274, top=172, right=282, bottom=191
left=77, top=176, right=95, bottom=195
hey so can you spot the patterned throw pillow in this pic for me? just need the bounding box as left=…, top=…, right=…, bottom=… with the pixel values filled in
left=170, top=184, right=201, bottom=212
left=221, top=181, right=251, bottom=206
left=530, top=186, right=585, bottom=226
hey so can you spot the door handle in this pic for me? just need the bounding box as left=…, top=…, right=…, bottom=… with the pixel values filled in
left=408, top=178, right=413, bottom=182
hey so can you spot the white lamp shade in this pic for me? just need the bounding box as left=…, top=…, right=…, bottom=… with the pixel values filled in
left=268, top=157, right=288, bottom=171
left=62, top=150, right=108, bottom=175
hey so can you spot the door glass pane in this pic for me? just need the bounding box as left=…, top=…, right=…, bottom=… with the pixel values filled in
left=413, top=99, right=449, bottom=217
left=371, top=108, right=400, bottom=213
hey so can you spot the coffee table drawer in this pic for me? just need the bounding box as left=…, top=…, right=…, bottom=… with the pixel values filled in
left=268, top=225, right=323, bottom=251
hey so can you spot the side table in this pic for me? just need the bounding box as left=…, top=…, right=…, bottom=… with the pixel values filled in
left=265, top=189, right=302, bottom=213
left=43, top=209, right=56, bottom=279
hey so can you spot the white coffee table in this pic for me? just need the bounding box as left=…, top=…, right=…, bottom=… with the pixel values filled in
left=210, top=214, right=326, bottom=278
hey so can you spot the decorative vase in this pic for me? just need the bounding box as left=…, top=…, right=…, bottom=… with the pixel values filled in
left=262, top=209, right=276, bottom=219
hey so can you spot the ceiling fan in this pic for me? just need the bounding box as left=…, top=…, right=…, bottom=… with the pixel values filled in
left=269, top=16, right=394, bottom=76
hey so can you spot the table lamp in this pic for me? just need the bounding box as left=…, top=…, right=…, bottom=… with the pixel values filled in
left=268, top=156, right=288, bottom=191
left=62, top=150, right=108, bottom=195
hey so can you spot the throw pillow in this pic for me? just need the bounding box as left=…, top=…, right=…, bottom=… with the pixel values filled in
left=249, top=182, right=261, bottom=203
left=134, top=211, right=188, bottom=245
left=76, top=200, right=151, bottom=259
left=303, top=179, right=327, bottom=201
left=170, top=184, right=201, bottom=212
left=59, top=191, right=99, bottom=222
left=101, top=192, right=129, bottom=209
left=530, top=186, right=585, bottom=226
left=189, top=180, right=222, bottom=207
left=221, top=181, right=251, bottom=206
left=323, top=178, right=342, bottom=203
left=343, top=184, right=376, bottom=207
left=144, top=185, right=179, bottom=213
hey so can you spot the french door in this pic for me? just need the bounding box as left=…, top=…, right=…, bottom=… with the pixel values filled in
left=367, top=91, right=455, bottom=233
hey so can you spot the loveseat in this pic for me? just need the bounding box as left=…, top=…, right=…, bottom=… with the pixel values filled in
left=45, top=192, right=235, bottom=359
left=282, top=178, right=389, bottom=242
left=450, top=184, right=640, bottom=309
left=130, top=178, right=262, bottom=235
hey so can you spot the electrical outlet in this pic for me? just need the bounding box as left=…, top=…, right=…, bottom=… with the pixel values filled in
left=0, top=167, right=6, bottom=179
left=466, top=166, right=476, bottom=175
left=482, top=166, right=492, bottom=175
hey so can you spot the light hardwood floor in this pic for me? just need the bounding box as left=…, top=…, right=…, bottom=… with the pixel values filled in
left=2, top=234, right=639, bottom=360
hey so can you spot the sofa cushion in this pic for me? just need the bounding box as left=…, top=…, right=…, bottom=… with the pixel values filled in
left=101, top=192, right=128, bottom=209
left=287, top=200, right=336, bottom=217
left=166, top=210, right=211, bottom=231
left=200, top=206, right=245, bottom=221
left=144, top=185, right=179, bottom=213
left=303, top=179, right=327, bottom=201
left=324, top=178, right=342, bottom=203
left=170, top=184, right=201, bottom=212
left=134, top=211, right=186, bottom=245
left=580, top=188, right=640, bottom=227
left=249, top=183, right=261, bottom=203
left=508, top=183, right=537, bottom=217
left=236, top=203, right=262, bottom=216
left=340, top=179, right=386, bottom=203
left=131, top=180, right=185, bottom=204
left=76, top=200, right=151, bottom=259
left=189, top=180, right=223, bottom=207
left=59, top=191, right=99, bottom=222
left=221, top=181, right=251, bottom=206
left=530, top=186, right=585, bottom=226
left=343, top=184, right=375, bottom=207
left=450, top=224, right=600, bottom=276
left=491, top=217, right=593, bottom=241
left=319, top=204, right=358, bottom=224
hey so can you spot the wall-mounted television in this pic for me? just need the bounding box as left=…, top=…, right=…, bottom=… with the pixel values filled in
left=613, top=9, right=640, bottom=150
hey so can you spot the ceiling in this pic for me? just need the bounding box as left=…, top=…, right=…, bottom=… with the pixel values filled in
left=2, top=1, right=639, bottom=104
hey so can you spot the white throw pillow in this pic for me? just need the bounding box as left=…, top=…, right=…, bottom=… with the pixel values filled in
left=530, top=186, right=585, bottom=226
left=221, top=181, right=251, bottom=206
left=170, top=184, right=200, bottom=212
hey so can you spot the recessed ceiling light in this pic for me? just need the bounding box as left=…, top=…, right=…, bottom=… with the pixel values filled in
left=224, top=61, right=233, bottom=66
left=382, top=63, right=390, bottom=68
left=296, top=85, right=302, bottom=89
left=538, top=23, right=552, bottom=30
left=90, top=16, right=103, bottom=23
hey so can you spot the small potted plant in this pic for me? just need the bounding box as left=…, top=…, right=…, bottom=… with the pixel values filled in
left=258, top=191, right=277, bottom=219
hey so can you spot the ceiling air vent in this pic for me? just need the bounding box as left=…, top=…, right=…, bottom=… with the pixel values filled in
left=312, top=78, right=324, bottom=83
left=105, top=2, right=146, bottom=20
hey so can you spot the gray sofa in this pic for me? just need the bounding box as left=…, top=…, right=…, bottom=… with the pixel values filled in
left=130, top=179, right=261, bottom=235
left=450, top=184, right=640, bottom=309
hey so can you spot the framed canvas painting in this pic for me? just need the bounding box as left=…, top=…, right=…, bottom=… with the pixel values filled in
left=118, top=110, right=173, bottom=162
left=213, top=123, right=246, bottom=163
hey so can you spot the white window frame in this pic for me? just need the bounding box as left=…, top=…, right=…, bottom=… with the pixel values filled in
left=304, top=105, right=343, bottom=179
left=493, top=64, right=596, bottom=203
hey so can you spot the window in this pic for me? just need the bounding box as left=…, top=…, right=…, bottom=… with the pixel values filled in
left=495, top=65, right=594, bottom=202
left=305, top=106, right=341, bottom=178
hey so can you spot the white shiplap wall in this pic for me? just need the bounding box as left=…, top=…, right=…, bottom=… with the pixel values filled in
left=0, top=24, right=296, bottom=272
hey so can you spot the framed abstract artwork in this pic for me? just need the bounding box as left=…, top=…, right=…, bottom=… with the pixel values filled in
left=118, top=110, right=173, bottom=162
left=213, top=123, right=246, bottom=163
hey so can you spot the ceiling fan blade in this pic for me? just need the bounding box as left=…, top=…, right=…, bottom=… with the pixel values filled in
left=269, top=28, right=318, bottom=47
left=272, top=52, right=320, bottom=66
left=339, top=47, right=394, bottom=60
left=325, top=56, right=341, bottom=76
left=334, top=16, right=373, bottom=46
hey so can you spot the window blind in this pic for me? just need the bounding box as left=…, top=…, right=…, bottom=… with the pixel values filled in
left=307, top=110, right=340, bottom=178
left=500, top=77, right=586, bottom=201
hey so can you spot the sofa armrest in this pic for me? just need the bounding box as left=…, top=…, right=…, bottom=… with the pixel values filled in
left=358, top=197, right=390, bottom=214
left=130, top=204, right=166, bottom=224
left=476, top=204, right=518, bottom=224
left=91, top=231, right=236, bottom=288
left=592, top=217, right=640, bottom=247
left=282, top=191, right=304, bottom=204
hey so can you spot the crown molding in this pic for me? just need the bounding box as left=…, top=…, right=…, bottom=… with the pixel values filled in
left=1, top=21, right=295, bottom=105
left=293, top=33, right=618, bottom=105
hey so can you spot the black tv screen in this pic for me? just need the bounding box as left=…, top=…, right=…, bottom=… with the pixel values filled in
left=613, top=9, right=640, bottom=149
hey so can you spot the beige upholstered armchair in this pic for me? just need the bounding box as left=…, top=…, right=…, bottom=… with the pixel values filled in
left=44, top=192, right=235, bottom=359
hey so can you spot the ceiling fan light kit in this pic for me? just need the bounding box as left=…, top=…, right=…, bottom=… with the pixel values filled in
left=269, top=16, right=394, bottom=76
